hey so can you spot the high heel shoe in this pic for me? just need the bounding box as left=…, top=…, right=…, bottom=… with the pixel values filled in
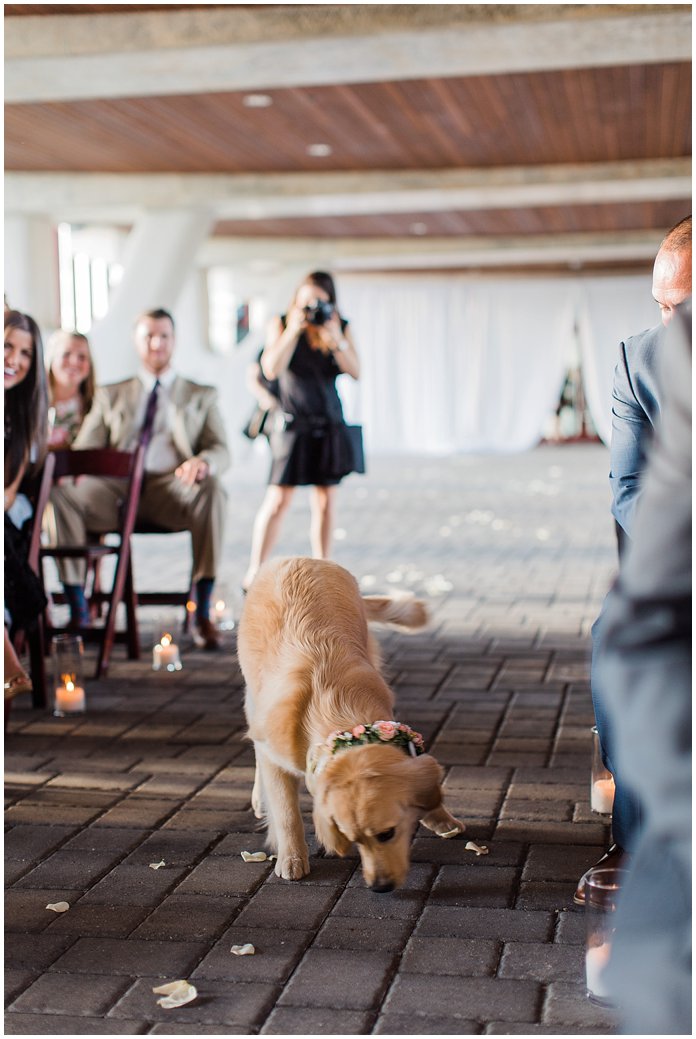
left=4, top=671, right=33, bottom=700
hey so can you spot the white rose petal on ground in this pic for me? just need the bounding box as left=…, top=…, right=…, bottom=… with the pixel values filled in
left=46, top=901, right=70, bottom=913
left=230, top=943, right=256, bottom=956
left=241, top=850, right=268, bottom=862
left=149, top=860, right=166, bottom=870
left=405, top=568, right=424, bottom=584
left=153, top=980, right=197, bottom=1009
left=465, top=841, right=490, bottom=856
left=424, top=574, right=454, bottom=596
left=439, top=827, right=462, bottom=839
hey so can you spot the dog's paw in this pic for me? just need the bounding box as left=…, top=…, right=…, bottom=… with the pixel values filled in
left=420, top=807, right=466, bottom=838
left=274, top=851, right=310, bottom=881
left=435, top=819, right=466, bottom=838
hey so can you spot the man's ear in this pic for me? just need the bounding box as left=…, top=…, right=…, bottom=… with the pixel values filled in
left=404, top=754, right=443, bottom=812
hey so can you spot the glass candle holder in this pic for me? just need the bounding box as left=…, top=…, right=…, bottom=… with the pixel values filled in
left=210, top=585, right=236, bottom=632
left=585, top=866, right=628, bottom=1006
left=152, top=631, right=182, bottom=672
left=52, top=634, right=86, bottom=716
left=590, top=725, right=615, bottom=814
left=150, top=609, right=182, bottom=672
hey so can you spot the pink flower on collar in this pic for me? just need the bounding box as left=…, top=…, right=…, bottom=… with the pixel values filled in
left=374, top=720, right=398, bottom=741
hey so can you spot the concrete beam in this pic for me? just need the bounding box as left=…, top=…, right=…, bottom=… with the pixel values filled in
left=5, top=6, right=690, bottom=104
left=197, top=230, right=662, bottom=271
left=4, top=160, right=690, bottom=224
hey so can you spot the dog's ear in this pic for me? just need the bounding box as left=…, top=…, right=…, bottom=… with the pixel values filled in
left=313, top=805, right=352, bottom=857
left=305, top=743, right=328, bottom=796
left=406, top=754, right=444, bottom=812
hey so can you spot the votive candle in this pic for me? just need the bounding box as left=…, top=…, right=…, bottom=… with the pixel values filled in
left=152, top=633, right=182, bottom=671
left=54, top=675, right=86, bottom=714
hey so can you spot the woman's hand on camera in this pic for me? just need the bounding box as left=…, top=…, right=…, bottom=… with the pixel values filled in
left=286, top=306, right=308, bottom=338
left=321, top=312, right=344, bottom=351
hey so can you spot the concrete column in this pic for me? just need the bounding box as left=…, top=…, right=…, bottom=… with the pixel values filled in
left=89, top=207, right=213, bottom=382
left=4, top=213, right=60, bottom=334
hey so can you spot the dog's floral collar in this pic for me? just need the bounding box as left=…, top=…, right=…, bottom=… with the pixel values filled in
left=326, top=721, right=425, bottom=758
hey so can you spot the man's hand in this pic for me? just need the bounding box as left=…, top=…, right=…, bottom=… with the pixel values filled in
left=175, top=457, right=210, bottom=487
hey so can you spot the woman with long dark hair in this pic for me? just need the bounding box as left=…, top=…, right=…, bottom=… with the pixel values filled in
left=242, top=271, right=361, bottom=591
left=4, top=309, right=48, bottom=698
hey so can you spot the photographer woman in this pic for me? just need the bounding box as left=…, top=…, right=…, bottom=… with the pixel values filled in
left=242, top=271, right=360, bottom=592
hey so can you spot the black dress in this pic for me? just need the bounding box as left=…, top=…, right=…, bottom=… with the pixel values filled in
left=267, top=319, right=357, bottom=487
left=4, top=435, right=47, bottom=633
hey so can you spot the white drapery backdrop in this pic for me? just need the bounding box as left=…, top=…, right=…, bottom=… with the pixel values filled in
left=334, top=272, right=658, bottom=453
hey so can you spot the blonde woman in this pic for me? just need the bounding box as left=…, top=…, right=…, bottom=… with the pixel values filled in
left=46, top=330, right=95, bottom=448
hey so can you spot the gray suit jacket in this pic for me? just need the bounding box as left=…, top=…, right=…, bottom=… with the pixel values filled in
left=74, top=375, right=231, bottom=476
left=600, top=301, right=691, bottom=1034
left=609, top=324, right=662, bottom=537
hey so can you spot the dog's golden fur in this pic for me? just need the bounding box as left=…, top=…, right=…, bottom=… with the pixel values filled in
left=238, top=556, right=464, bottom=890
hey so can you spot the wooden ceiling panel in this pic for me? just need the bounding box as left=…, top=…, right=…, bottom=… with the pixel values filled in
left=213, top=200, right=692, bottom=239
left=5, top=63, right=690, bottom=174
left=4, top=4, right=233, bottom=14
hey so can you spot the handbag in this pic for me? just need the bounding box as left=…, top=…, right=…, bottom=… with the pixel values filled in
left=308, top=355, right=366, bottom=477
left=322, top=422, right=365, bottom=479
left=344, top=424, right=365, bottom=474
left=242, top=405, right=271, bottom=440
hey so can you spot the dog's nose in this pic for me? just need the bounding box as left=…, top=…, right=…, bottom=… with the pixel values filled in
left=371, top=879, right=395, bottom=893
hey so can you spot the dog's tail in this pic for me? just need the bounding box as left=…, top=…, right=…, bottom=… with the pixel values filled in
left=362, top=592, right=429, bottom=630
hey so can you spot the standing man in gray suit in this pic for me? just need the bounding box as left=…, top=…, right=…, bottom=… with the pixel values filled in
left=600, top=299, right=691, bottom=1033
left=574, top=216, right=691, bottom=903
left=609, top=216, right=692, bottom=554
left=51, top=308, right=230, bottom=649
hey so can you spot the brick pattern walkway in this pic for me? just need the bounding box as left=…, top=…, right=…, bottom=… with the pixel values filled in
left=6, top=445, right=619, bottom=1034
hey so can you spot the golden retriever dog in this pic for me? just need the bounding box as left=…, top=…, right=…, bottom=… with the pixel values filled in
left=237, top=556, right=464, bottom=892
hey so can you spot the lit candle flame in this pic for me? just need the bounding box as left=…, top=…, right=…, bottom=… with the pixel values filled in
left=66, top=680, right=74, bottom=692
left=186, top=600, right=196, bottom=613
left=215, top=599, right=225, bottom=612
left=161, top=634, right=172, bottom=647
left=61, top=673, right=75, bottom=688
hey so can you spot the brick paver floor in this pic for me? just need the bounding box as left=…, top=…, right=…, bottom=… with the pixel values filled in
left=6, top=444, right=620, bottom=1034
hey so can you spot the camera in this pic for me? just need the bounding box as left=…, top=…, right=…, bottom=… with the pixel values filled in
left=303, top=300, right=335, bottom=326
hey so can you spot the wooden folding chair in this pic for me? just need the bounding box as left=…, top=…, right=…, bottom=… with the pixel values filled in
left=41, top=445, right=146, bottom=679
left=130, top=520, right=195, bottom=632
left=10, top=452, right=56, bottom=709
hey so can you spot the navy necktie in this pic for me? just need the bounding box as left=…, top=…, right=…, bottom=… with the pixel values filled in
left=140, top=380, right=160, bottom=447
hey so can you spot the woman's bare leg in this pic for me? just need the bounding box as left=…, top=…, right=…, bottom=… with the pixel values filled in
left=309, top=484, right=337, bottom=559
left=243, top=485, right=295, bottom=589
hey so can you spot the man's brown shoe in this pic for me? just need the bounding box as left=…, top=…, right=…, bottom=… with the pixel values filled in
left=573, top=843, right=627, bottom=906
left=194, top=617, right=221, bottom=651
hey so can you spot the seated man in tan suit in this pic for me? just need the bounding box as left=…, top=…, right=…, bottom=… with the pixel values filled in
left=51, top=307, right=230, bottom=649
